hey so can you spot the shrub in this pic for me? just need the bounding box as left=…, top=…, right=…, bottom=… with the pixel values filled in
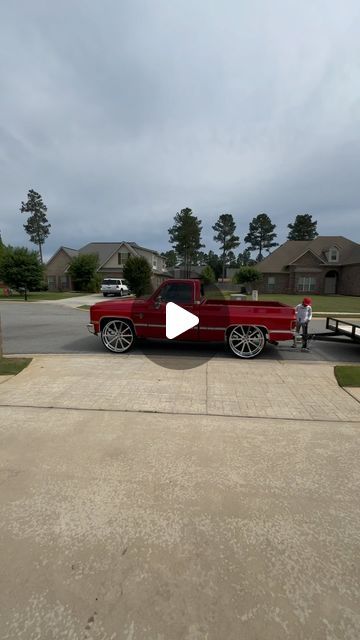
left=68, top=254, right=99, bottom=292
left=123, top=256, right=152, bottom=297
left=232, top=266, right=262, bottom=286
left=201, top=265, right=216, bottom=285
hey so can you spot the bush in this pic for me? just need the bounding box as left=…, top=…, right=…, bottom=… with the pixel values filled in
left=123, top=256, right=152, bottom=297
left=87, top=274, right=102, bottom=293
left=232, top=266, right=262, bottom=286
left=68, top=253, right=99, bottom=292
left=0, top=246, right=43, bottom=293
left=201, top=265, right=216, bottom=285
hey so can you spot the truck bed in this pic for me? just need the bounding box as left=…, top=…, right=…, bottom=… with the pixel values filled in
left=204, top=299, right=291, bottom=308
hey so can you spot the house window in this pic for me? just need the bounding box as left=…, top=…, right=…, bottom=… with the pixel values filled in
left=328, top=248, right=339, bottom=262
left=152, top=255, right=157, bottom=269
left=47, top=275, right=56, bottom=290
left=297, top=277, right=316, bottom=292
left=118, top=252, right=131, bottom=265
left=60, top=275, right=70, bottom=289
left=267, top=276, right=275, bottom=291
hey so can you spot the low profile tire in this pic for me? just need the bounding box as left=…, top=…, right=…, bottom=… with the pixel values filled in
left=101, top=319, right=135, bottom=353
left=228, top=325, right=266, bottom=359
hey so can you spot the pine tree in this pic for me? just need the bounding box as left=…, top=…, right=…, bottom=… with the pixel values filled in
left=244, top=213, right=278, bottom=261
left=168, top=208, right=204, bottom=277
left=20, top=189, right=51, bottom=264
left=212, top=213, right=240, bottom=281
left=236, top=248, right=253, bottom=266
left=287, top=214, right=318, bottom=240
left=161, top=250, right=178, bottom=269
left=206, top=250, right=222, bottom=280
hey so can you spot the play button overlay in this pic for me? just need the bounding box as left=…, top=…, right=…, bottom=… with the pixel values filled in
left=166, top=302, right=199, bottom=339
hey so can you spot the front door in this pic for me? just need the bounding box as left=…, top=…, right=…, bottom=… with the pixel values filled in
left=324, top=271, right=337, bottom=294
left=144, top=281, right=199, bottom=340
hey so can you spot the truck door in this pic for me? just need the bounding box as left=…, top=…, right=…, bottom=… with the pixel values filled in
left=144, top=282, right=199, bottom=340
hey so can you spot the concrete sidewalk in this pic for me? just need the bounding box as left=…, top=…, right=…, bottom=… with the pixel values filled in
left=0, top=356, right=360, bottom=640
left=0, top=354, right=359, bottom=421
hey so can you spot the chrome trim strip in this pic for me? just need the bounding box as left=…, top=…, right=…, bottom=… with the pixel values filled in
left=201, top=327, right=226, bottom=331
left=147, top=323, right=166, bottom=328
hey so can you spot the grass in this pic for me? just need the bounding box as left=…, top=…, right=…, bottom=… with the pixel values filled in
left=207, top=289, right=360, bottom=313
left=0, top=291, right=88, bottom=301
left=334, top=366, right=360, bottom=387
left=258, top=294, right=360, bottom=313
left=0, top=357, right=32, bottom=376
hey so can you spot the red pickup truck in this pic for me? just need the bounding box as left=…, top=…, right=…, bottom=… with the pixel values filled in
left=87, top=279, right=296, bottom=358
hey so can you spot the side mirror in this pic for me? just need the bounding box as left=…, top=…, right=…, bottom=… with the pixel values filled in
left=154, top=296, right=162, bottom=309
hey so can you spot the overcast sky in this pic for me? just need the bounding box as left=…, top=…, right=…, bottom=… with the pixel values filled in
left=1, top=0, right=360, bottom=260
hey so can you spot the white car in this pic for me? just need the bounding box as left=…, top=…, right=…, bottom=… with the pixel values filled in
left=100, top=278, right=129, bottom=297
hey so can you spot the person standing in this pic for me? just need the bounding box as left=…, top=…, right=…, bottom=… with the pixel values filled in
left=292, top=297, right=312, bottom=351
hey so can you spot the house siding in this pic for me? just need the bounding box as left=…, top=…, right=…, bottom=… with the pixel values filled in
left=46, top=249, right=74, bottom=290
left=258, top=273, right=289, bottom=294
left=338, top=265, right=360, bottom=296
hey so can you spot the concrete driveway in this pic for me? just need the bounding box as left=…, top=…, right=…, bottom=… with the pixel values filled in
left=0, top=354, right=360, bottom=639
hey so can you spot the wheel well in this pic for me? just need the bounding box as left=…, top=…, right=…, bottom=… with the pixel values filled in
left=100, top=316, right=136, bottom=335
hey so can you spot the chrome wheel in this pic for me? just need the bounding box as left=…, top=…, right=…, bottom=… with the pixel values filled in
left=101, top=319, right=135, bottom=353
left=228, top=325, right=266, bottom=359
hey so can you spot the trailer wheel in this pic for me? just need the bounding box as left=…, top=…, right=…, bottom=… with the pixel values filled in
left=228, top=325, right=266, bottom=359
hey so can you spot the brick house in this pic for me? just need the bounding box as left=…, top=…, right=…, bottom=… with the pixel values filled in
left=45, top=241, right=168, bottom=291
left=255, top=236, right=360, bottom=295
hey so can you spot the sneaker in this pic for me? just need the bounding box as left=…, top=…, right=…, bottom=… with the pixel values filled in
left=301, top=347, right=310, bottom=352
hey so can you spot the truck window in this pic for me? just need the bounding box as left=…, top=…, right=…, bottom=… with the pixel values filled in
left=160, top=283, right=193, bottom=303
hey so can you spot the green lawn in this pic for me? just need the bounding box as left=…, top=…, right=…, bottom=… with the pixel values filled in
left=257, top=294, right=360, bottom=313
left=0, top=291, right=88, bottom=301
left=334, top=366, right=360, bottom=387
left=0, top=357, right=32, bottom=375
left=208, top=290, right=360, bottom=313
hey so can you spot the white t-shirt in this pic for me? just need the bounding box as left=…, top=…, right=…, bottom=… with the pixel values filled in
left=295, top=303, right=312, bottom=323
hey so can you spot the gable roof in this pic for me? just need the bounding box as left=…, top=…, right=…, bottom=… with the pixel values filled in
left=257, top=236, right=360, bottom=272
left=77, top=241, right=165, bottom=269
left=97, top=242, right=140, bottom=269
left=45, top=246, right=78, bottom=266
left=288, top=248, right=327, bottom=265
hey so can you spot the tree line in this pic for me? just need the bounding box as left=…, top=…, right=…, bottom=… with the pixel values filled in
left=0, top=187, right=319, bottom=295
left=163, top=208, right=319, bottom=280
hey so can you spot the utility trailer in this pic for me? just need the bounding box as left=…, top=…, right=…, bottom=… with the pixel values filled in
left=311, top=317, right=360, bottom=344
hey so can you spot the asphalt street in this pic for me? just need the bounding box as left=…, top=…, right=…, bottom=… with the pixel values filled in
left=0, top=300, right=359, bottom=361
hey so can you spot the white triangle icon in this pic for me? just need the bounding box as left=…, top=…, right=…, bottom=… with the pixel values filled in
left=166, top=302, right=199, bottom=339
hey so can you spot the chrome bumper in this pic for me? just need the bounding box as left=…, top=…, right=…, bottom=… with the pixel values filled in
left=87, top=323, right=96, bottom=335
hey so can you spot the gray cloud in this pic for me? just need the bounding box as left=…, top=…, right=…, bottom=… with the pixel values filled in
left=1, top=0, right=360, bottom=259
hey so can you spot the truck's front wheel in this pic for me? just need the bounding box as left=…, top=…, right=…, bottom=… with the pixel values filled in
left=228, top=325, right=266, bottom=358
left=101, top=319, right=135, bottom=353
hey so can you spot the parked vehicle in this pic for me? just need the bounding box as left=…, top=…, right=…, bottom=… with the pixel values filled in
left=88, top=279, right=296, bottom=358
left=100, top=278, right=129, bottom=297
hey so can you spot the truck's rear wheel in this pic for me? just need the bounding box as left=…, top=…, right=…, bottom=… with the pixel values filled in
left=101, top=319, right=135, bottom=353
left=228, top=325, right=266, bottom=359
